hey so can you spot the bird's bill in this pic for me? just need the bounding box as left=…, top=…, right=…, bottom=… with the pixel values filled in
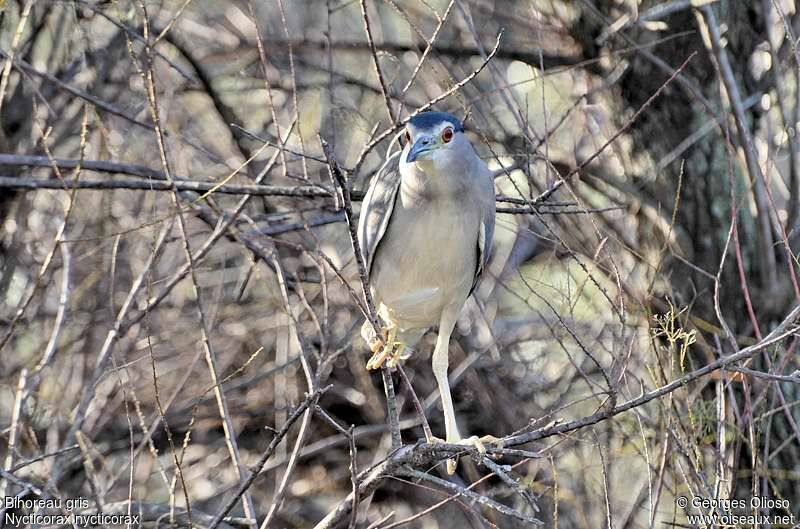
left=406, top=134, right=437, bottom=163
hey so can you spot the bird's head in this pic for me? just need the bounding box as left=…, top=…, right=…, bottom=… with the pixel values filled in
left=403, top=111, right=466, bottom=165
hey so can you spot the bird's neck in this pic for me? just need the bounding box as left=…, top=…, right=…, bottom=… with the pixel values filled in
left=399, top=153, right=478, bottom=202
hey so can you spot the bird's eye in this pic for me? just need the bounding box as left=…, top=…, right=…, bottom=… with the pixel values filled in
left=405, top=131, right=411, bottom=144
left=441, top=127, right=454, bottom=143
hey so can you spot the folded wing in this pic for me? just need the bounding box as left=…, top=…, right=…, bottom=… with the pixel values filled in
left=357, top=151, right=402, bottom=277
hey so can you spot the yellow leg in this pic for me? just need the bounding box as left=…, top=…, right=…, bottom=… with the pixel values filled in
left=431, top=324, right=461, bottom=474
left=431, top=309, right=501, bottom=474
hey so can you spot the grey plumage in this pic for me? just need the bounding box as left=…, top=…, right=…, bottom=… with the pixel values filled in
left=356, top=111, right=496, bottom=471
left=357, top=150, right=403, bottom=278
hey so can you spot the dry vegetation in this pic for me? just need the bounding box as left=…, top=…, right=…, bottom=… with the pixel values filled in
left=1, top=0, right=800, bottom=528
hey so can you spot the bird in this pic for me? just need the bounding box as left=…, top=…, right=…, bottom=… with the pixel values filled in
left=356, top=110, right=497, bottom=473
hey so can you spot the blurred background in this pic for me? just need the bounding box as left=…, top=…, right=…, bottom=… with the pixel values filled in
left=1, top=0, right=799, bottom=527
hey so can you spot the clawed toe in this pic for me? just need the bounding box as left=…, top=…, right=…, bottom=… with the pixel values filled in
left=460, top=436, right=487, bottom=457
left=366, top=323, right=396, bottom=370
left=368, top=335, right=383, bottom=354
left=446, top=435, right=503, bottom=473
left=386, top=342, right=410, bottom=368
left=365, top=323, right=410, bottom=370
left=366, top=340, right=406, bottom=370
left=457, top=434, right=501, bottom=457
left=366, top=347, right=388, bottom=370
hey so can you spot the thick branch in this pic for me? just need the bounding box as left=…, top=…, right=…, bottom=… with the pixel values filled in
left=252, top=37, right=581, bottom=71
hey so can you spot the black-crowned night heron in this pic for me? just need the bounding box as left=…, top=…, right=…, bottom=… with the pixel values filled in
left=357, top=111, right=497, bottom=473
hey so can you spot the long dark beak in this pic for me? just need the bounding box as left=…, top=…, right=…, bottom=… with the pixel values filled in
left=406, top=134, right=435, bottom=163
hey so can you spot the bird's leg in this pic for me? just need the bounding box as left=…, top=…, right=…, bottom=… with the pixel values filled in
left=431, top=322, right=461, bottom=474
left=430, top=309, right=501, bottom=472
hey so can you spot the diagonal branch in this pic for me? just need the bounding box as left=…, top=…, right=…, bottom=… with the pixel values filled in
left=360, top=0, right=396, bottom=123
left=320, top=136, right=403, bottom=449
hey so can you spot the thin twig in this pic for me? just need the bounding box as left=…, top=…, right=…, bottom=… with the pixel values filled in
left=350, top=31, right=503, bottom=175
left=208, top=387, right=330, bottom=529
left=398, top=469, right=542, bottom=525
left=313, top=407, right=361, bottom=529
left=504, top=303, right=800, bottom=447
left=395, top=366, right=433, bottom=442
left=568, top=52, right=697, bottom=178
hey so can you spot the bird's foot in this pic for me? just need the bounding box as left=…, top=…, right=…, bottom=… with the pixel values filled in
left=366, top=334, right=384, bottom=355
left=365, top=323, right=393, bottom=369
left=456, top=434, right=502, bottom=458
left=443, top=435, right=503, bottom=474
left=366, top=340, right=407, bottom=370
left=386, top=341, right=410, bottom=368
left=366, top=324, right=407, bottom=370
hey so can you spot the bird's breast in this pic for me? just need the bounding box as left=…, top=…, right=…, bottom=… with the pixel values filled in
left=370, top=193, right=481, bottom=328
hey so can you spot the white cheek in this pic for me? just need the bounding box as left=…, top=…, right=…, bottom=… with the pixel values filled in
left=434, top=144, right=454, bottom=161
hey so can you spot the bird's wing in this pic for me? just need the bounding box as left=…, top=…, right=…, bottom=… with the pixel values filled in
left=357, top=151, right=402, bottom=278
left=470, top=200, right=495, bottom=295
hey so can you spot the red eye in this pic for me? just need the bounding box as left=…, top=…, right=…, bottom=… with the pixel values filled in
left=442, top=127, right=454, bottom=143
